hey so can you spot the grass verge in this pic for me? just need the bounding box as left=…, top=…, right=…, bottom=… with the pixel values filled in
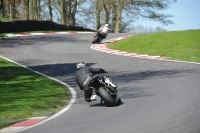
left=0, top=17, right=17, bottom=22
left=107, top=29, right=200, bottom=63
left=0, top=57, right=68, bottom=129
left=0, top=33, right=6, bottom=37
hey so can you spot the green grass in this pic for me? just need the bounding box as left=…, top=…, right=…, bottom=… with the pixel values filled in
left=0, top=17, right=13, bottom=22
left=0, top=33, right=6, bottom=37
left=107, top=29, right=200, bottom=63
left=0, top=58, right=68, bottom=129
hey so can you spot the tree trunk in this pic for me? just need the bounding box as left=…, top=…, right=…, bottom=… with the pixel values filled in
left=66, top=0, right=71, bottom=25
left=30, top=0, right=33, bottom=19
left=114, top=0, right=123, bottom=33
left=22, top=0, right=26, bottom=19
left=12, top=0, right=16, bottom=19
left=4, top=0, right=9, bottom=18
left=103, top=0, right=111, bottom=25
left=26, top=0, right=29, bottom=20
left=38, top=0, right=41, bottom=20
left=9, top=1, right=12, bottom=19
left=60, top=0, right=66, bottom=24
left=96, top=0, right=103, bottom=30
left=48, top=0, right=53, bottom=21
left=111, top=0, right=117, bottom=32
left=0, top=0, right=4, bottom=17
left=32, top=0, right=37, bottom=20
left=71, top=0, right=77, bottom=26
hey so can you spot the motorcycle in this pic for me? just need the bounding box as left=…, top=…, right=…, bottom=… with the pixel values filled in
left=88, top=74, right=121, bottom=106
left=92, top=31, right=106, bottom=44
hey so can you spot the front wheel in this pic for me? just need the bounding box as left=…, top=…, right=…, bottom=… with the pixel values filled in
left=98, top=87, right=118, bottom=106
left=92, top=36, right=99, bottom=44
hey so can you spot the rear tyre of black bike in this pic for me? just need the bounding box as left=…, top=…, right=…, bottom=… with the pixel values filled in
left=98, top=87, right=118, bottom=106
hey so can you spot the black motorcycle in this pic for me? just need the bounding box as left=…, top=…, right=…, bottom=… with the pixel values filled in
left=88, top=74, right=121, bottom=106
left=92, top=31, right=106, bottom=44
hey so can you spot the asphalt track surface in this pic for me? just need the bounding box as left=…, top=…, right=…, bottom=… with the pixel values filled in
left=0, top=33, right=200, bottom=133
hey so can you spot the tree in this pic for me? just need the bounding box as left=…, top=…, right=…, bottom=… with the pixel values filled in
left=48, top=0, right=53, bottom=21
left=30, top=0, right=37, bottom=20
left=130, top=25, right=167, bottom=33
left=114, top=0, right=124, bottom=33
left=92, top=0, right=176, bottom=33
left=22, top=0, right=29, bottom=20
left=103, top=0, right=111, bottom=25
left=67, top=0, right=77, bottom=26
left=123, top=0, right=177, bottom=25
left=0, top=0, right=4, bottom=17
left=52, top=0, right=78, bottom=25
left=95, top=0, right=103, bottom=30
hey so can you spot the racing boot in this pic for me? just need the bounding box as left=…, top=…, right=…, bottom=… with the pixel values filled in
left=91, top=95, right=100, bottom=101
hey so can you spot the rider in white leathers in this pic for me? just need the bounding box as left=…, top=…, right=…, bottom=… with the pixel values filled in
left=98, top=24, right=109, bottom=39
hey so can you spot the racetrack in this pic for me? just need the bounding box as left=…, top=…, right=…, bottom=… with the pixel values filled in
left=0, top=33, right=200, bottom=133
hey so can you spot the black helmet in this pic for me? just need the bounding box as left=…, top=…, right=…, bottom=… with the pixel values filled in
left=76, top=62, right=86, bottom=70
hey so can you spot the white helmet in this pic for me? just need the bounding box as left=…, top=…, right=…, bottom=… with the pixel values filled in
left=105, top=24, right=109, bottom=27
left=76, top=61, right=86, bottom=70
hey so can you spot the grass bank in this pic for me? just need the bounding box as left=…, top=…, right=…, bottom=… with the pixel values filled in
left=107, top=29, right=200, bottom=63
left=0, top=57, right=68, bottom=129
left=0, top=33, right=6, bottom=37
left=0, top=17, right=16, bottom=22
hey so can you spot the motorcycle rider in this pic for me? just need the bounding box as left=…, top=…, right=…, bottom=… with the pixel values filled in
left=75, top=61, right=117, bottom=102
left=97, top=24, right=109, bottom=39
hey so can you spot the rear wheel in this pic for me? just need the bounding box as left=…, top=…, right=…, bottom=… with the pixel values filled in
left=98, top=87, right=118, bottom=106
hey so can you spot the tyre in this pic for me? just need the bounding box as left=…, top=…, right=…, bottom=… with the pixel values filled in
left=92, top=36, right=99, bottom=44
left=98, top=37, right=103, bottom=43
left=98, top=87, right=118, bottom=106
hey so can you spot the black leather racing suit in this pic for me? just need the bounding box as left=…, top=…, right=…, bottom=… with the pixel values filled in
left=75, top=66, right=107, bottom=102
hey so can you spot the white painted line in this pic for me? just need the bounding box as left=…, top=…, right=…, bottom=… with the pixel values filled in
left=29, top=33, right=47, bottom=35
left=6, top=34, right=17, bottom=37
left=123, top=53, right=137, bottom=56
left=97, top=48, right=110, bottom=51
left=150, top=56, right=161, bottom=58
left=27, top=117, right=47, bottom=120
left=116, top=37, right=124, bottom=40
left=0, top=55, right=77, bottom=133
left=133, top=54, right=149, bottom=57
left=114, top=51, right=128, bottom=54
left=0, top=127, right=26, bottom=133
left=101, top=49, right=119, bottom=52
left=5, top=32, right=95, bottom=38
left=102, top=49, right=119, bottom=52
left=55, top=32, right=70, bottom=34
left=108, top=51, right=127, bottom=55
left=165, top=59, right=200, bottom=65
left=95, top=45, right=107, bottom=48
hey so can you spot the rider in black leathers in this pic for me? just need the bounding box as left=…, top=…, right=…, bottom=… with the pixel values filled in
left=75, top=62, right=117, bottom=102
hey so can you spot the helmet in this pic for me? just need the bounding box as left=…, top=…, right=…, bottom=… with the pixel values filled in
left=105, top=24, right=109, bottom=27
left=76, top=62, right=86, bottom=70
